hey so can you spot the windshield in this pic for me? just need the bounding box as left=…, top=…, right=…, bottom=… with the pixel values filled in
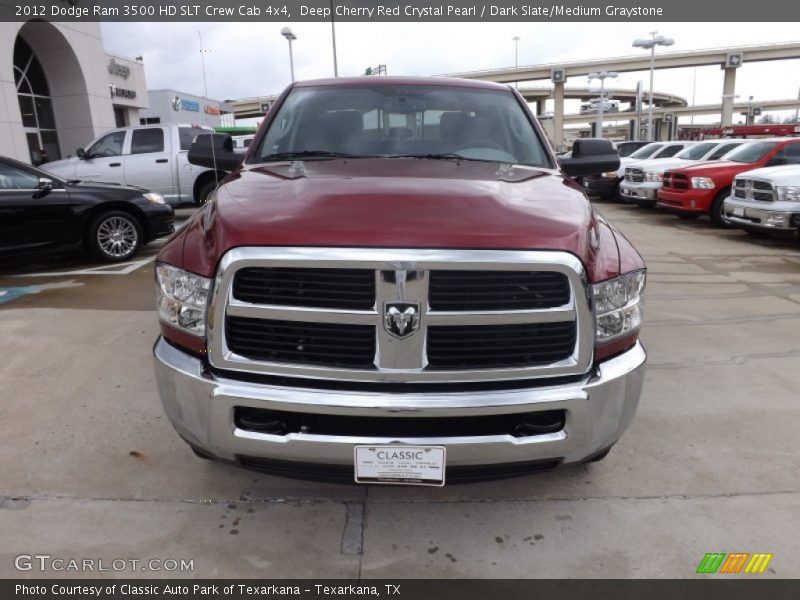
left=724, top=141, right=780, bottom=163
left=252, top=84, right=551, bottom=167
left=630, top=143, right=663, bottom=159
left=675, top=143, right=717, bottom=160
left=617, top=143, right=645, bottom=158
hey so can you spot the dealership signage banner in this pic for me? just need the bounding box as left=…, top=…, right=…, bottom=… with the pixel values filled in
left=2, top=0, right=799, bottom=21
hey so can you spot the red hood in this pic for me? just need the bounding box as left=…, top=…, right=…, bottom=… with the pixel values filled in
left=171, top=158, right=630, bottom=282
left=668, top=160, right=758, bottom=176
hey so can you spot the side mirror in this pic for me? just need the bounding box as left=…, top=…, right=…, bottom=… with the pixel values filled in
left=76, top=148, right=87, bottom=159
left=558, top=138, right=620, bottom=177
left=37, top=177, right=54, bottom=191
left=187, top=133, right=243, bottom=172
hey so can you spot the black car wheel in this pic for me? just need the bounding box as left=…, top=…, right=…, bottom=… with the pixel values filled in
left=88, top=211, right=143, bottom=262
left=709, top=188, right=732, bottom=226
left=197, top=180, right=217, bottom=206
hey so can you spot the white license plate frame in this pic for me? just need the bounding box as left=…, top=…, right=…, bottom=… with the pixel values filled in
left=354, top=445, right=446, bottom=486
left=733, top=206, right=745, bottom=217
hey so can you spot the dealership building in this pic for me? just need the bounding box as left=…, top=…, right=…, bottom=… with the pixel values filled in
left=1, top=21, right=148, bottom=165
left=139, top=89, right=234, bottom=128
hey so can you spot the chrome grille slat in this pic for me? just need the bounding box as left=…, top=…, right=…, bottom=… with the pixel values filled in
left=208, top=248, right=594, bottom=384
left=734, top=177, right=776, bottom=202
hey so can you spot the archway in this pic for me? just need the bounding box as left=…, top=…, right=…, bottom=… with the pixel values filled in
left=15, top=21, right=93, bottom=165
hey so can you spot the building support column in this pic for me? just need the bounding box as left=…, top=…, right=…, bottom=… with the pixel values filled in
left=721, top=67, right=737, bottom=127
left=536, top=100, right=545, bottom=116
left=553, top=81, right=565, bottom=149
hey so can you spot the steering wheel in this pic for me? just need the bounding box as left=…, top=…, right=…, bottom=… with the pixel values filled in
left=455, top=139, right=505, bottom=151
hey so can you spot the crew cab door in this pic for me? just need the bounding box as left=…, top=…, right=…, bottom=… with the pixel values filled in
left=75, top=130, right=128, bottom=183
left=0, top=160, right=75, bottom=258
left=123, top=127, right=176, bottom=201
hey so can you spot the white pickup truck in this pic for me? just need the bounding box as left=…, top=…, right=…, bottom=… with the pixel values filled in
left=42, top=124, right=228, bottom=206
left=724, top=164, right=800, bottom=235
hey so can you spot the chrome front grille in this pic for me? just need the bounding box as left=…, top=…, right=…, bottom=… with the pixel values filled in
left=428, top=270, right=570, bottom=311
left=733, top=178, right=776, bottom=202
left=625, top=168, right=644, bottom=183
left=208, top=248, right=594, bottom=383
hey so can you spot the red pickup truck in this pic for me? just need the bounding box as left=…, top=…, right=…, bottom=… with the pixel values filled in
left=657, top=138, right=800, bottom=224
left=152, top=77, right=647, bottom=485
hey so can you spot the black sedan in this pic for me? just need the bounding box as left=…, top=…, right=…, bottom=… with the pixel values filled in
left=0, top=156, right=174, bottom=265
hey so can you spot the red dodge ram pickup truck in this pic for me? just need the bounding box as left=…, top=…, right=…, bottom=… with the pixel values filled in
left=657, top=138, right=800, bottom=224
left=153, top=77, right=647, bottom=485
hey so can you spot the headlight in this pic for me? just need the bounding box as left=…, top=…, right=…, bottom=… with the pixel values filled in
left=776, top=186, right=800, bottom=202
left=645, top=171, right=663, bottom=182
left=156, top=263, right=211, bottom=336
left=601, top=172, right=619, bottom=179
left=143, top=192, right=166, bottom=205
left=593, top=270, right=646, bottom=344
left=691, top=177, right=716, bottom=190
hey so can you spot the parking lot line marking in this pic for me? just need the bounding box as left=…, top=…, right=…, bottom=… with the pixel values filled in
left=0, top=281, right=84, bottom=304
left=7, top=255, right=155, bottom=278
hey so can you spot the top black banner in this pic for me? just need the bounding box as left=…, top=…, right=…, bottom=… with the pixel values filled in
left=1, top=0, right=798, bottom=22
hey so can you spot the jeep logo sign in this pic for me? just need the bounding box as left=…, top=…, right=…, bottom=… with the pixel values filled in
left=107, top=58, right=130, bottom=79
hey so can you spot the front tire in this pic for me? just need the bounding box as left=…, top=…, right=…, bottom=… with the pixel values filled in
left=87, top=211, right=143, bottom=262
left=709, top=188, right=732, bottom=226
left=196, top=180, right=217, bottom=206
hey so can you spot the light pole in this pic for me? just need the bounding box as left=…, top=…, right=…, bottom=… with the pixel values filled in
left=281, top=27, right=297, bottom=83
left=633, top=31, right=674, bottom=141
left=512, top=36, right=520, bottom=88
left=588, top=71, right=617, bottom=138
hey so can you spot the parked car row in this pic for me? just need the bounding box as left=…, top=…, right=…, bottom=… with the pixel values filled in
left=585, top=137, right=800, bottom=237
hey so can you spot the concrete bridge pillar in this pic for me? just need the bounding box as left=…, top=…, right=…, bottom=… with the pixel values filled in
left=553, top=81, right=565, bottom=150
left=721, top=67, right=737, bottom=126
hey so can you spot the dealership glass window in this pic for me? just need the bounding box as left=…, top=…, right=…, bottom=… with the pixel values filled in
left=114, top=107, right=128, bottom=128
left=88, top=131, right=126, bottom=157
left=130, top=128, right=165, bottom=154
left=13, top=36, right=61, bottom=163
left=0, top=162, right=39, bottom=190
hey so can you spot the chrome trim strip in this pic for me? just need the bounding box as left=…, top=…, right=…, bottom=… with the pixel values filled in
left=207, top=247, right=594, bottom=383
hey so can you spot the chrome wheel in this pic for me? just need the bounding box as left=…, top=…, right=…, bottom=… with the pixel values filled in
left=96, top=215, right=138, bottom=258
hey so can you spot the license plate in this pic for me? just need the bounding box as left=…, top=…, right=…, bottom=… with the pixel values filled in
left=622, top=187, right=634, bottom=196
left=733, top=206, right=745, bottom=217
left=354, top=445, right=446, bottom=486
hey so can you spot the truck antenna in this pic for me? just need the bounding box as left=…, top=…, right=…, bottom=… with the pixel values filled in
left=198, top=31, right=220, bottom=190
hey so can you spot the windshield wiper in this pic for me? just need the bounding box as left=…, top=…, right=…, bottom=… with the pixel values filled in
left=388, top=153, right=495, bottom=162
left=260, top=150, right=370, bottom=161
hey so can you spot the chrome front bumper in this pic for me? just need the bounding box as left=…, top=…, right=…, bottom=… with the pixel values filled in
left=723, top=197, right=800, bottom=231
left=619, top=182, right=659, bottom=203
left=153, top=338, right=646, bottom=470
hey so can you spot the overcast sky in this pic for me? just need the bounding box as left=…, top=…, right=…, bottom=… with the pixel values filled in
left=101, top=22, right=800, bottom=124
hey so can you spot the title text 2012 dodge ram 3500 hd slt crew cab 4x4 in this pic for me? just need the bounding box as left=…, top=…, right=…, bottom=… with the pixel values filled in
left=153, top=77, right=646, bottom=485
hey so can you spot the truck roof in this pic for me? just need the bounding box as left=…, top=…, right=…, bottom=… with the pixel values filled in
left=293, top=76, right=510, bottom=91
